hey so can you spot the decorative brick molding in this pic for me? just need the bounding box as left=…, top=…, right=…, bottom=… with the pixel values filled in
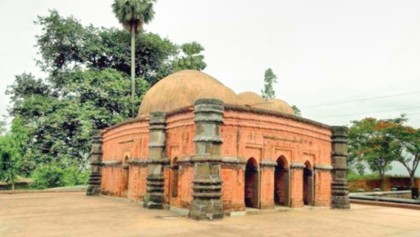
left=127, top=158, right=148, bottom=166
left=189, top=99, right=224, bottom=220
left=314, top=164, right=333, bottom=171
left=331, top=126, right=350, bottom=209
left=144, top=112, right=168, bottom=209
left=86, top=131, right=103, bottom=196
left=260, top=160, right=277, bottom=167
left=102, top=160, right=123, bottom=167
left=290, top=163, right=305, bottom=169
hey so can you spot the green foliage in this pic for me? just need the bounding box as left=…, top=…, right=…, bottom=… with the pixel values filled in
left=348, top=116, right=406, bottom=188
left=112, top=0, right=157, bottom=117
left=291, top=105, right=301, bottom=116
left=35, top=10, right=177, bottom=85
left=112, top=0, right=156, bottom=33
left=173, top=42, right=207, bottom=71
left=31, top=163, right=89, bottom=189
left=347, top=172, right=380, bottom=181
left=0, top=118, right=6, bottom=136
left=0, top=117, right=29, bottom=189
left=261, top=68, right=277, bottom=100
left=381, top=117, right=420, bottom=186
left=4, top=10, right=205, bottom=186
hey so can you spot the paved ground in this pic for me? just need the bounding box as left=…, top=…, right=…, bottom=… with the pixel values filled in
left=1, top=192, right=420, bottom=237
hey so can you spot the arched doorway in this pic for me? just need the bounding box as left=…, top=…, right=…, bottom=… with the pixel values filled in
left=303, top=161, right=313, bottom=205
left=274, top=156, right=289, bottom=206
left=245, top=158, right=259, bottom=208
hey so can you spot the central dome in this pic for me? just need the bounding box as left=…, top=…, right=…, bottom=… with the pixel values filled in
left=138, top=70, right=239, bottom=116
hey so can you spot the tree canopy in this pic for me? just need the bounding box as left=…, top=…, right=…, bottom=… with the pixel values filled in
left=2, top=10, right=207, bottom=187
left=261, top=68, right=277, bottom=100
left=173, top=42, right=207, bottom=71
left=348, top=116, right=419, bottom=189
left=112, top=0, right=156, bottom=33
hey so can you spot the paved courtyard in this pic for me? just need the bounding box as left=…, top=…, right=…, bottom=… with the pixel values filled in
left=1, top=192, right=419, bottom=237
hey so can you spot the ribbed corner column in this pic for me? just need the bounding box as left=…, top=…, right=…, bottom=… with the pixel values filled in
left=86, top=131, right=103, bottom=196
left=189, top=99, right=224, bottom=221
left=331, top=126, right=350, bottom=209
left=144, top=112, right=167, bottom=209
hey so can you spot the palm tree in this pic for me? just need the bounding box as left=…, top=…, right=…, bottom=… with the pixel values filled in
left=112, top=0, right=156, bottom=117
left=173, top=42, right=207, bottom=71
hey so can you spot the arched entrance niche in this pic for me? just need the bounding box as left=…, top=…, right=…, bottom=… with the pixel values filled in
left=303, top=161, right=314, bottom=205
left=244, top=158, right=259, bottom=208
left=171, top=158, right=179, bottom=198
left=274, top=156, right=289, bottom=206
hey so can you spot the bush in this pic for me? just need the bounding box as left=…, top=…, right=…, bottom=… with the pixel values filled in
left=348, top=172, right=380, bottom=181
left=32, top=164, right=90, bottom=189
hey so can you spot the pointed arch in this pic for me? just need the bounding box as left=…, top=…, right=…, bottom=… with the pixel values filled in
left=303, top=160, right=314, bottom=205
left=274, top=155, right=290, bottom=206
left=245, top=157, right=259, bottom=208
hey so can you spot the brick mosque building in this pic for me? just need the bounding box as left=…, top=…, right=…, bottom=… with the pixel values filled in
left=87, top=70, right=350, bottom=220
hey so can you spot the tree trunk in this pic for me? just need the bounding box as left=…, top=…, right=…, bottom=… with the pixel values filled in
left=380, top=172, right=386, bottom=191
left=410, top=174, right=415, bottom=188
left=131, top=24, right=136, bottom=118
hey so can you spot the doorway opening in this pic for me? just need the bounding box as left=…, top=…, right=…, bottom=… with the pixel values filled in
left=303, top=161, right=313, bottom=205
left=245, top=158, right=259, bottom=208
left=274, top=156, right=289, bottom=206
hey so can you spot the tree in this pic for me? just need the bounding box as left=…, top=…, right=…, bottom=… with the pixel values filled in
left=348, top=117, right=401, bottom=190
left=261, top=68, right=277, bottom=100
left=0, top=119, right=6, bottom=136
left=6, top=10, right=201, bottom=181
left=112, top=0, right=157, bottom=117
left=385, top=120, right=420, bottom=188
left=0, top=117, right=29, bottom=190
left=36, top=10, right=176, bottom=86
left=291, top=105, right=301, bottom=116
left=173, top=42, right=207, bottom=71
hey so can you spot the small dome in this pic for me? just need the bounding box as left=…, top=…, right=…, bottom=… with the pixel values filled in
left=237, top=92, right=265, bottom=106
left=138, top=70, right=239, bottom=116
left=253, top=99, right=295, bottom=114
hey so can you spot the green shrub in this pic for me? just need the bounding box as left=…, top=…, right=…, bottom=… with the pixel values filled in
left=62, top=166, right=90, bottom=186
left=31, top=164, right=64, bottom=189
left=348, top=172, right=380, bottom=181
left=32, top=164, right=90, bottom=189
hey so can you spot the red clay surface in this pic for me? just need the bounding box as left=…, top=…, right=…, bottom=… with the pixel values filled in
left=1, top=192, right=420, bottom=237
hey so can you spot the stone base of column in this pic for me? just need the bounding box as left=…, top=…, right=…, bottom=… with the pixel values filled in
left=331, top=179, right=350, bottom=209
left=143, top=176, right=164, bottom=209
left=86, top=171, right=101, bottom=196
left=189, top=179, right=224, bottom=220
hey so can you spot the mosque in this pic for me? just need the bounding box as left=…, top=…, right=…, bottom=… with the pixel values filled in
left=87, top=70, right=350, bottom=220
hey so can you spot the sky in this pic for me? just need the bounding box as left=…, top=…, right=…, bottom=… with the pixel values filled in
left=0, top=0, right=419, bottom=174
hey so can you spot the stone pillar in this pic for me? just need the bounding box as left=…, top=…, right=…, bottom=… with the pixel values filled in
left=87, top=131, right=103, bottom=196
left=189, top=99, right=224, bottom=220
left=331, top=126, right=350, bottom=209
left=144, top=112, right=168, bottom=209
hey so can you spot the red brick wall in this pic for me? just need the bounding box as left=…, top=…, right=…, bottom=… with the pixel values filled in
left=349, top=177, right=420, bottom=192
left=221, top=109, right=332, bottom=210
left=221, top=166, right=245, bottom=212
left=101, top=120, right=149, bottom=198
left=165, top=111, right=195, bottom=208
left=100, top=107, right=333, bottom=211
left=127, top=166, right=147, bottom=200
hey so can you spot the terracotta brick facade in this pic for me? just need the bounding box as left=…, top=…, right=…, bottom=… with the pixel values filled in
left=99, top=104, right=338, bottom=214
